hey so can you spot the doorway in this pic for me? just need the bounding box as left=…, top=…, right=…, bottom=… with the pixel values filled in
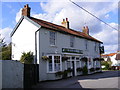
left=72, top=61, right=75, bottom=76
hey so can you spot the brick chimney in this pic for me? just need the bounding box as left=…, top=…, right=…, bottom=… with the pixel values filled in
left=22, top=4, right=31, bottom=17
left=61, top=18, right=69, bottom=29
left=82, top=26, right=89, bottom=35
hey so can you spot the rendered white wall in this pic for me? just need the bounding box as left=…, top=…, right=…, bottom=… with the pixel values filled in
left=111, top=55, right=118, bottom=66
left=1, top=60, right=24, bottom=88
left=12, top=18, right=39, bottom=60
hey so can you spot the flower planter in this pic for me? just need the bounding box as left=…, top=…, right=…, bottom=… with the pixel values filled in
left=41, top=56, right=50, bottom=61
left=62, top=57, right=69, bottom=62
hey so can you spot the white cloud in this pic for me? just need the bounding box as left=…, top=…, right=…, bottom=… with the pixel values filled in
left=0, top=27, right=12, bottom=44
left=16, top=8, right=22, bottom=22
left=105, top=14, right=110, bottom=19
left=104, top=44, right=118, bottom=54
left=93, top=22, right=118, bottom=53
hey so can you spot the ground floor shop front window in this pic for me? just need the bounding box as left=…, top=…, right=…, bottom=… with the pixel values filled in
left=47, top=55, right=62, bottom=73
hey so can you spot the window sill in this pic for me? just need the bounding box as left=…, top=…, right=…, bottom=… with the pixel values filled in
left=85, top=49, right=88, bottom=51
left=50, top=45, right=57, bottom=48
left=47, top=70, right=62, bottom=74
left=47, top=71, right=57, bottom=74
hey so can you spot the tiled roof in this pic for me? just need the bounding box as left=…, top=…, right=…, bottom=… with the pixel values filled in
left=29, top=17, right=102, bottom=43
left=101, top=53, right=116, bottom=57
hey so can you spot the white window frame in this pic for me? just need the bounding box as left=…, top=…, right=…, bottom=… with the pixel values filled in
left=95, top=42, right=98, bottom=52
left=85, top=40, right=88, bottom=50
left=70, top=36, right=75, bottom=47
left=49, top=31, right=56, bottom=46
left=47, top=54, right=62, bottom=73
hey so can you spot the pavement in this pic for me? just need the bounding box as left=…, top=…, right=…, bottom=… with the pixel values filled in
left=32, top=71, right=120, bottom=89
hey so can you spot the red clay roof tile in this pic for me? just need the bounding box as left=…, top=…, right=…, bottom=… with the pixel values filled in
left=30, top=17, right=102, bottom=43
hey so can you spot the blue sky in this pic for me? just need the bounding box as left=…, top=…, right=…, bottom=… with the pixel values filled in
left=0, top=0, right=119, bottom=54
left=2, top=2, right=44, bottom=28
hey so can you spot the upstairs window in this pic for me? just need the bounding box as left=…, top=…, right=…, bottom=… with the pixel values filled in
left=70, top=36, right=75, bottom=47
left=85, top=40, right=88, bottom=50
left=95, top=42, right=98, bottom=52
left=50, top=31, right=56, bottom=46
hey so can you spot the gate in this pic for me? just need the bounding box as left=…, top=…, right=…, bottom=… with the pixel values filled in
left=24, top=64, right=39, bottom=88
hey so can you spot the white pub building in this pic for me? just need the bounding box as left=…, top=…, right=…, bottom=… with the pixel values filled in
left=11, top=4, right=104, bottom=81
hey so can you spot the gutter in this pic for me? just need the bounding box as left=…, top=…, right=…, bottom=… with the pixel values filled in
left=35, top=27, right=41, bottom=64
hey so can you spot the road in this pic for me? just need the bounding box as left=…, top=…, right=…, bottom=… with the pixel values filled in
left=32, top=71, right=120, bottom=89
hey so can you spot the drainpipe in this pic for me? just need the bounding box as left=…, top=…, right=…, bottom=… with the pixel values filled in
left=35, top=28, right=41, bottom=64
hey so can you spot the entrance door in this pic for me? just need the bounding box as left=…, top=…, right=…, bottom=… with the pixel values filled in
left=72, top=61, right=75, bottom=76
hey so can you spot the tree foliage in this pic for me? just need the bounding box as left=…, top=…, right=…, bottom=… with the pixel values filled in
left=20, top=51, right=34, bottom=64
left=101, top=61, right=112, bottom=70
left=82, top=65, right=88, bottom=75
left=1, top=43, right=11, bottom=60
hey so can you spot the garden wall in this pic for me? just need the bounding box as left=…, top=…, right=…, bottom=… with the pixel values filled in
left=0, top=60, right=24, bottom=88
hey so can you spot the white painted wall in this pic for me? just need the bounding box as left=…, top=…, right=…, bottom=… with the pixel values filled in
left=111, top=55, right=118, bottom=66
left=1, top=60, right=24, bottom=88
left=12, top=18, right=39, bottom=61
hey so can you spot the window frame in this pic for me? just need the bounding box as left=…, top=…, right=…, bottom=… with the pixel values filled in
left=85, top=40, right=88, bottom=50
left=95, top=42, right=98, bottom=52
left=70, top=36, right=75, bottom=47
left=47, top=54, right=62, bottom=73
left=49, top=31, right=56, bottom=46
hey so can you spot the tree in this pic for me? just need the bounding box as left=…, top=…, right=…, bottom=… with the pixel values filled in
left=0, top=34, right=6, bottom=47
left=2, top=43, right=11, bottom=60
left=20, top=51, right=34, bottom=64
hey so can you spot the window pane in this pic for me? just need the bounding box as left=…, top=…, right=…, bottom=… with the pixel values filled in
left=76, top=61, right=80, bottom=68
left=72, top=57, right=75, bottom=59
left=49, top=63, right=52, bottom=71
left=70, top=36, right=74, bottom=47
left=67, top=61, right=70, bottom=68
left=50, top=31, right=56, bottom=45
left=85, top=40, right=88, bottom=50
left=54, top=56, right=60, bottom=71
left=48, top=56, right=52, bottom=71
left=76, top=57, right=79, bottom=60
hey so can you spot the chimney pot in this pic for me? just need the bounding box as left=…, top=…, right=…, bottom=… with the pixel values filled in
left=66, top=18, right=68, bottom=22
left=22, top=4, right=31, bottom=17
left=82, top=26, right=89, bottom=35
left=61, top=18, right=69, bottom=29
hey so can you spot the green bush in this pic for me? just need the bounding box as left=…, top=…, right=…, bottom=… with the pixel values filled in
left=89, top=68, right=95, bottom=72
left=96, top=67, right=100, bottom=70
left=55, top=71, right=63, bottom=77
left=20, top=51, right=34, bottom=64
left=1, top=44, right=11, bottom=60
left=55, top=68, right=73, bottom=78
left=62, top=70, right=68, bottom=78
left=101, top=61, right=112, bottom=70
left=76, top=67, right=82, bottom=72
left=67, top=68, right=73, bottom=73
left=82, top=65, right=88, bottom=75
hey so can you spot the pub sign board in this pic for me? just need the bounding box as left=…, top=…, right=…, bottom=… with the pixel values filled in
left=62, top=48, right=83, bottom=54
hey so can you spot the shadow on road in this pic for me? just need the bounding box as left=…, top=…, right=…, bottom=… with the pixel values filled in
left=32, top=71, right=120, bottom=89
